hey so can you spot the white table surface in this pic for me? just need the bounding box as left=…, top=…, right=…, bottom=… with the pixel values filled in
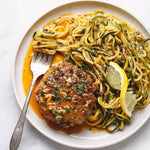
left=0, top=0, right=150, bottom=149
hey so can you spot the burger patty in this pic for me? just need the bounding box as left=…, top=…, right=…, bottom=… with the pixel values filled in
left=36, top=62, right=96, bottom=127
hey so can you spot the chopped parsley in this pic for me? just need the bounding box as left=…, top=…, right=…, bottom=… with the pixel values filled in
left=126, top=72, right=130, bottom=78
left=33, top=32, right=36, bottom=39
left=112, top=92, right=116, bottom=97
left=57, top=97, right=62, bottom=104
left=54, top=109, right=61, bottom=116
left=77, top=84, right=85, bottom=92
left=43, top=30, right=54, bottom=34
left=90, top=49, right=95, bottom=54
left=40, top=91, right=44, bottom=97
left=41, top=34, right=45, bottom=38
left=77, top=72, right=82, bottom=78
left=64, top=107, right=69, bottom=112
left=82, top=42, right=86, bottom=46
left=55, top=88, right=60, bottom=95
left=52, top=96, right=62, bottom=104
left=105, top=48, right=111, bottom=51
left=51, top=71, right=55, bottom=75
left=52, top=96, right=57, bottom=101
left=53, top=22, right=57, bottom=25
left=124, top=29, right=127, bottom=34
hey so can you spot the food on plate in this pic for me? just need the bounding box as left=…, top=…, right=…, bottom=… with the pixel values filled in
left=36, top=62, right=96, bottom=127
left=23, top=9, right=150, bottom=133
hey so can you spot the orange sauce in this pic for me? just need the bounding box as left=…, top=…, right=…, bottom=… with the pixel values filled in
left=22, top=15, right=104, bottom=134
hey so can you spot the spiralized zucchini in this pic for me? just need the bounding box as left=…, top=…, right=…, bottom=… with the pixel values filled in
left=32, top=10, right=150, bottom=133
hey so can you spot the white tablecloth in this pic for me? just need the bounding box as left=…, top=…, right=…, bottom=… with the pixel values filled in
left=0, top=0, right=150, bottom=149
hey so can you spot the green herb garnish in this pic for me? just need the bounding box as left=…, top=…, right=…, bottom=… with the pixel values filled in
left=52, top=96, right=57, bottom=101
left=57, top=97, right=62, bottom=104
left=124, top=29, right=127, bottom=34
left=52, top=96, right=62, bottom=104
left=126, top=72, right=130, bottom=78
left=51, top=71, right=55, bottom=75
left=41, top=34, right=45, bottom=38
left=77, top=84, right=85, bottom=92
left=112, top=92, right=116, bottom=97
left=54, top=109, right=61, bottom=116
left=64, top=107, right=69, bottom=112
left=40, top=91, right=44, bottom=96
left=77, top=73, right=82, bottom=78
left=33, top=32, right=36, bottom=39
left=82, top=42, right=86, bottom=46
left=55, top=88, right=60, bottom=95
left=53, top=22, right=57, bottom=25
left=105, top=48, right=110, bottom=51
left=90, top=49, right=95, bottom=54
left=43, top=30, right=54, bottom=34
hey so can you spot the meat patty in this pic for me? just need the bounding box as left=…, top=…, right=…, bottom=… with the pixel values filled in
left=36, top=62, right=96, bottom=127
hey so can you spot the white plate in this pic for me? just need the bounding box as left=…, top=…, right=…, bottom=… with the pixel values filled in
left=13, top=1, right=150, bottom=149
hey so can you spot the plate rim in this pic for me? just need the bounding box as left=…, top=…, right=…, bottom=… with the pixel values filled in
left=12, top=0, right=150, bottom=149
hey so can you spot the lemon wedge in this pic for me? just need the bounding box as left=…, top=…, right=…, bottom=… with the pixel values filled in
left=107, top=62, right=137, bottom=117
left=121, top=91, right=137, bottom=117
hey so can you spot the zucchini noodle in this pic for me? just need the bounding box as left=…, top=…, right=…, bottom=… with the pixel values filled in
left=32, top=10, right=150, bottom=133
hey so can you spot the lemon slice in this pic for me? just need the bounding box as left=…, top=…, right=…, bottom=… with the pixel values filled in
left=107, top=62, right=136, bottom=117
left=107, top=61, right=128, bottom=90
left=121, top=91, right=137, bottom=117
